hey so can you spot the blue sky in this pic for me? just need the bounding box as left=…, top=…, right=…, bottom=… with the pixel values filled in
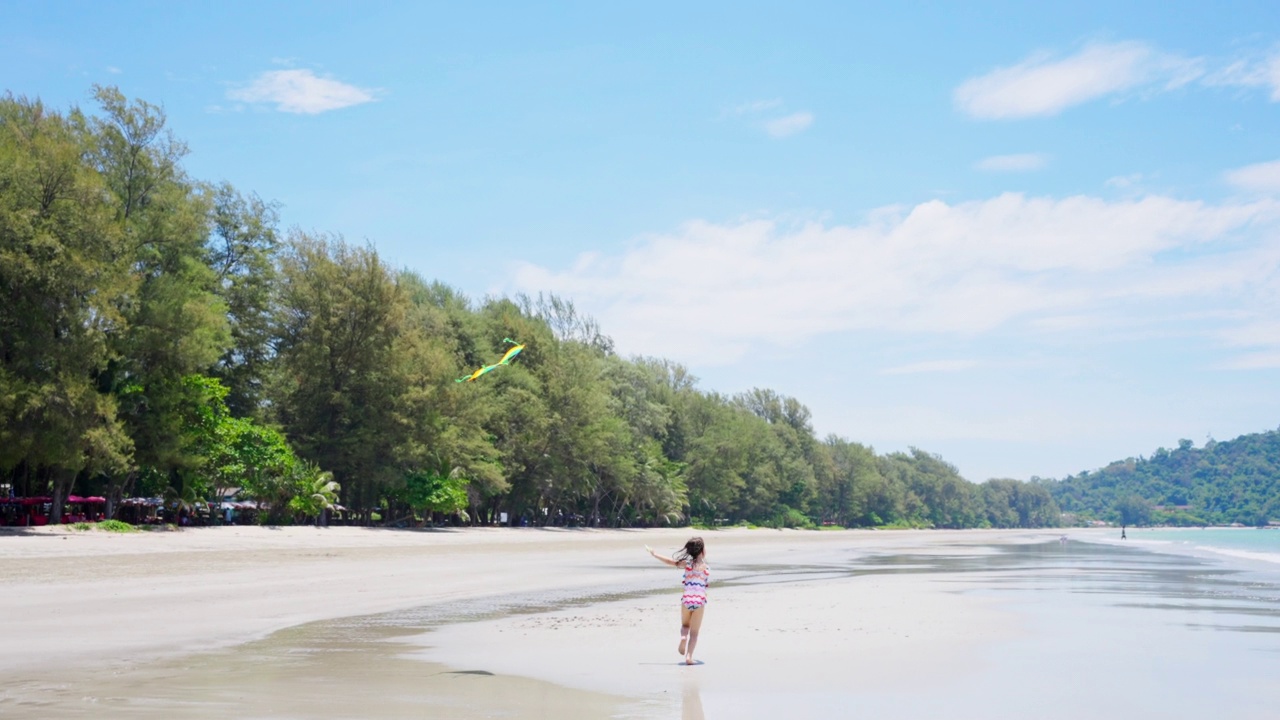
left=6, top=1, right=1280, bottom=482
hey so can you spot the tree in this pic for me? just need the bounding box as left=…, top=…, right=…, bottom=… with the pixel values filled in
left=401, top=467, right=468, bottom=524
left=83, top=86, right=230, bottom=513
left=0, top=93, right=134, bottom=520
left=207, top=183, right=281, bottom=417
left=231, top=421, right=305, bottom=521
left=818, top=438, right=884, bottom=526
left=270, top=232, right=411, bottom=518
left=287, top=462, right=341, bottom=525
left=1115, top=494, right=1151, bottom=529
left=879, top=449, right=979, bottom=529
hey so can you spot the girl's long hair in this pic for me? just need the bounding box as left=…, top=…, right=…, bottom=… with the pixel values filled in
left=674, top=536, right=705, bottom=565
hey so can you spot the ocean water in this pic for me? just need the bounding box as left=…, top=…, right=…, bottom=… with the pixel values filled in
left=1126, top=527, right=1280, bottom=567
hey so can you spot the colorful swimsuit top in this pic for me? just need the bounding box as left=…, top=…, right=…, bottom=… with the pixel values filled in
left=681, top=561, right=709, bottom=607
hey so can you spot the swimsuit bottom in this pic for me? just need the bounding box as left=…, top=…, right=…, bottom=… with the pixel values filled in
left=683, top=598, right=706, bottom=610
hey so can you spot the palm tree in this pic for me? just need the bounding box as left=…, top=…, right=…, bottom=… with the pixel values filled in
left=163, top=475, right=201, bottom=528
left=288, top=461, right=341, bottom=525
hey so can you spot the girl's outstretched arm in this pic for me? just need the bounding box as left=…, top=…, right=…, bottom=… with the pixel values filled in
left=646, top=545, right=679, bottom=566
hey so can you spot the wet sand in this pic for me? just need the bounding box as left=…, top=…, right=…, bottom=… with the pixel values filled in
left=3, top=526, right=1280, bottom=718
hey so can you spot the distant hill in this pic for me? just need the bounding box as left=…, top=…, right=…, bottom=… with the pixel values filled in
left=1040, top=428, right=1280, bottom=526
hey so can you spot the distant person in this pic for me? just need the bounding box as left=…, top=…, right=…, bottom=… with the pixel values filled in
left=647, top=537, right=709, bottom=665
left=1121, top=527, right=1127, bottom=539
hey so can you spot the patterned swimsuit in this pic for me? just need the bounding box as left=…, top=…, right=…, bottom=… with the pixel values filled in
left=681, top=561, right=709, bottom=610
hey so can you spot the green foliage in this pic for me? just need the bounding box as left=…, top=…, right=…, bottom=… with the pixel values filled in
left=208, top=182, right=281, bottom=417
left=0, top=92, right=134, bottom=485
left=286, top=461, right=341, bottom=522
left=763, top=505, right=816, bottom=529
left=96, top=519, right=137, bottom=533
left=401, top=468, right=469, bottom=518
left=1115, top=494, right=1151, bottom=527
left=269, top=232, right=411, bottom=514
left=1046, top=431, right=1280, bottom=526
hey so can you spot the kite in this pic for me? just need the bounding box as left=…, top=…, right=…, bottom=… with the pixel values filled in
left=456, top=363, right=501, bottom=383
left=498, top=337, right=525, bottom=365
left=456, top=338, right=525, bottom=383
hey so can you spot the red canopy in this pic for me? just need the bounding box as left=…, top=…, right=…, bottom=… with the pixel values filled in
left=0, top=497, right=52, bottom=505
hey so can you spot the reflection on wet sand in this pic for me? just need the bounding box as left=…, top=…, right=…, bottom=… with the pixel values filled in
left=683, top=674, right=705, bottom=720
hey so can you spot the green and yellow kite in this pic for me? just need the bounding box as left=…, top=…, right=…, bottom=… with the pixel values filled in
left=456, top=338, right=526, bottom=383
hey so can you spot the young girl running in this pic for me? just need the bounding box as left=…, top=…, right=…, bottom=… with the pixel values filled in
left=646, top=537, right=709, bottom=665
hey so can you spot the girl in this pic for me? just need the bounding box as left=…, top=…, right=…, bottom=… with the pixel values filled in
left=646, top=537, right=709, bottom=665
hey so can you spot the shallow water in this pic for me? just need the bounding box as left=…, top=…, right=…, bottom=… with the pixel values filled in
left=1127, top=527, right=1280, bottom=567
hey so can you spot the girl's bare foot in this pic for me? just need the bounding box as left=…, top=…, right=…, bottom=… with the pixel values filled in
left=678, top=639, right=687, bottom=655
left=685, top=657, right=695, bottom=665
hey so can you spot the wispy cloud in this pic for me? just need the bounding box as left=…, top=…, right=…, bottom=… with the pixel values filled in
left=954, top=41, right=1202, bottom=119
left=882, top=359, right=979, bottom=375
left=105, top=66, right=122, bottom=75
left=726, top=99, right=814, bottom=138
left=1202, top=52, right=1280, bottom=100
left=764, top=112, right=814, bottom=138
left=227, top=69, right=376, bottom=114
left=1105, top=173, right=1146, bottom=189
left=1225, top=158, right=1280, bottom=194
left=508, top=193, right=1280, bottom=365
left=957, top=42, right=1280, bottom=120
left=975, top=153, right=1048, bottom=172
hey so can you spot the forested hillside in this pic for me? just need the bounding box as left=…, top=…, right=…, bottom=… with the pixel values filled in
left=3, top=88, right=1060, bottom=529
left=1044, top=430, right=1280, bottom=527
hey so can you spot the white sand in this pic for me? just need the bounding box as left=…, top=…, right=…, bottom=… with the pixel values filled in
left=412, top=535, right=1016, bottom=697
left=0, top=525, right=1039, bottom=677
left=9, top=525, right=1275, bottom=719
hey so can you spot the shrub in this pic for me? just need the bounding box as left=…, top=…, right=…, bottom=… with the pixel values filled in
left=97, top=519, right=138, bottom=533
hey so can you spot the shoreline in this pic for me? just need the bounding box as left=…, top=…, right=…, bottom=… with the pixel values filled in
left=0, top=525, right=1048, bottom=675
left=5, top=526, right=1280, bottom=718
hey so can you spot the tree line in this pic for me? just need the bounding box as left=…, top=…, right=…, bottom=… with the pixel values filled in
left=1, top=88, right=1069, bottom=528
left=1043, top=430, right=1280, bottom=527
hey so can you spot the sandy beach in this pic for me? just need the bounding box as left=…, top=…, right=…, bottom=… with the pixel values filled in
left=3, top=525, right=1280, bottom=719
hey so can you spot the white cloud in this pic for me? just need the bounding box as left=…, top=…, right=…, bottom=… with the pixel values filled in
left=227, top=69, right=376, bottom=114
left=1105, top=173, right=1146, bottom=189
left=1203, top=52, right=1280, bottom=100
left=954, top=41, right=1202, bottom=119
left=975, top=153, right=1048, bottom=172
left=508, top=193, right=1280, bottom=365
left=725, top=100, right=814, bottom=137
left=105, top=66, right=122, bottom=75
left=764, top=111, right=814, bottom=138
left=957, top=43, right=1280, bottom=120
left=881, top=359, right=979, bottom=375
left=1225, top=159, right=1280, bottom=194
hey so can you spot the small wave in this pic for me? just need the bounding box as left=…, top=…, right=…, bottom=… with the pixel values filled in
left=1193, top=546, right=1280, bottom=567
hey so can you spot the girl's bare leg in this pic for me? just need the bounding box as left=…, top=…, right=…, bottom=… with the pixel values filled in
left=678, top=606, right=692, bottom=655
left=684, top=607, right=704, bottom=665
